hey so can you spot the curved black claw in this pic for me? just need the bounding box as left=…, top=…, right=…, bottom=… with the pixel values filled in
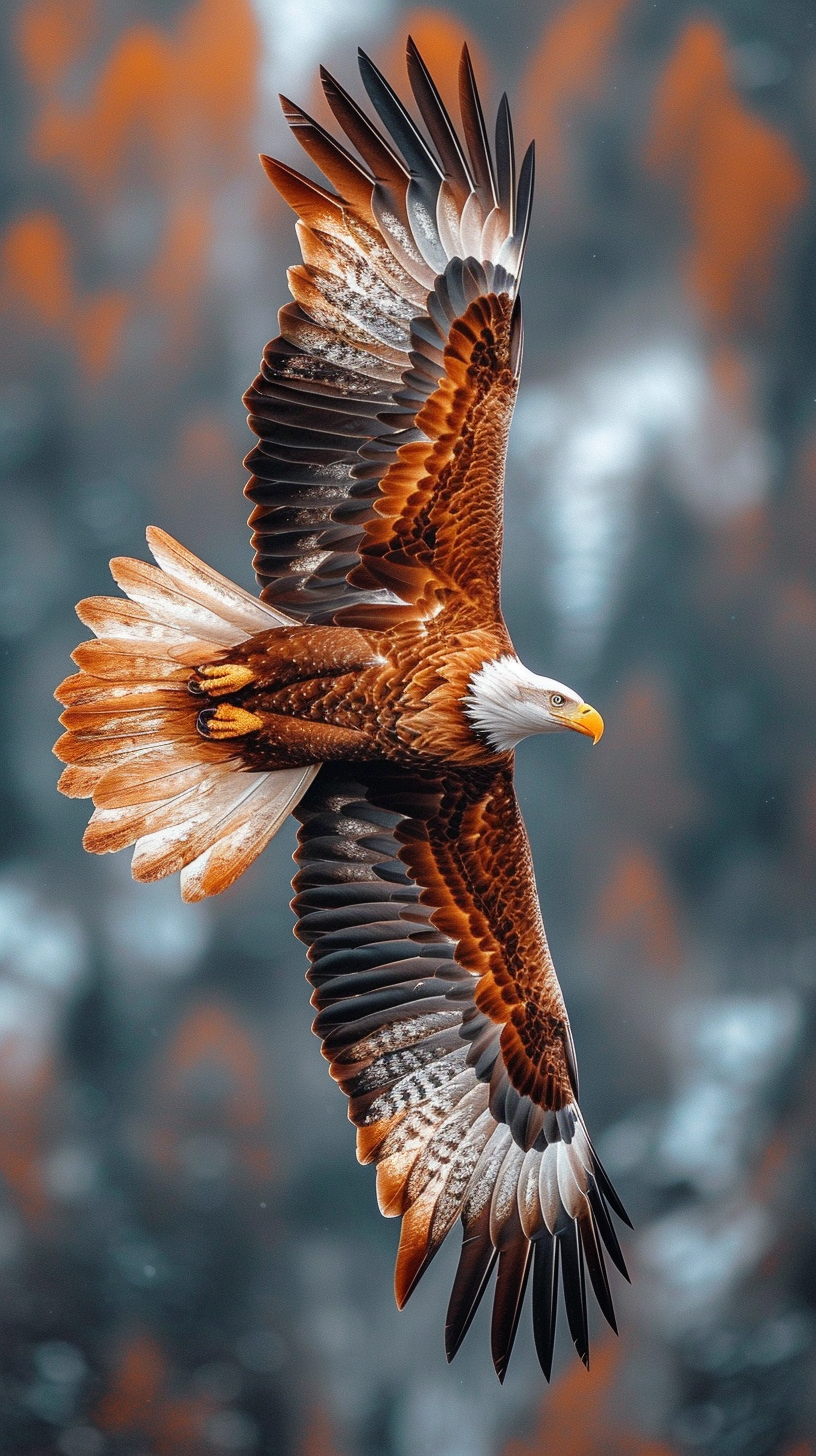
left=196, top=706, right=217, bottom=736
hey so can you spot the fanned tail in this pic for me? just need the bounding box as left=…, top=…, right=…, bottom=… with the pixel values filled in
left=55, top=528, right=319, bottom=901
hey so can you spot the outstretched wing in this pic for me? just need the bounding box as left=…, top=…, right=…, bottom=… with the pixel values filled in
left=293, top=764, right=630, bottom=1381
left=245, top=40, right=533, bottom=627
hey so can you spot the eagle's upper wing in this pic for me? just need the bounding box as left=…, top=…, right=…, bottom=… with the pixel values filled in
left=293, top=763, right=629, bottom=1381
left=245, top=41, right=533, bottom=628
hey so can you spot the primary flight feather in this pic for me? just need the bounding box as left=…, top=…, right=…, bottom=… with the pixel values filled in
left=55, top=39, right=629, bottom=1381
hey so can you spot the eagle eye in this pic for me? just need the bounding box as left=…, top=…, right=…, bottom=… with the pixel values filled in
left=551, top=693, right=564, bottom=706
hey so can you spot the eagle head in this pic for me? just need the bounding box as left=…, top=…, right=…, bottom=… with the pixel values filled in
left=463, top=654, right=604, bottom=753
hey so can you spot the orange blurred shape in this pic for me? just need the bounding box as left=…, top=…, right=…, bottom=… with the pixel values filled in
left=594, top=844, right=682, bottom=972
left=769, top=576, right=816, bottom=644
left=300, top=1405, right=344, bottom=1456
left=15, top=0, right=260, bottom=376
left=77, top=292, right=131, bottom=377
left=0, top=211, right=73, bottom=328
left=518, top=0, right=633, bottom=192
left=95, top=1335, right=164, bottom=1434
left=501, top=1337, right=681, bottom=1455
left=168, top=409, right=237, bottom=507
left=95, top=1333, right=214, bottom=1454
left=20, top=0, right=259, bottom=196
left=0, top=1055, right=53, bottom=1225
left=147, top=1002, right=273, bottom=1183
left=644, top=20, right=807, bottom=328
left=162, top=1003, right=266, bottom=1129
left=377, top=9, right=490, bottom=114
left=149, top=200, right=210, bottom=308
left=177, top=0, right=259, bottom=150
left=0, top=210, right=130, bottom=378
left=34, top=25, right=177, bottom=192
left=751, top=1130, right=791, bottom=1205
left=144, top=195, right=212, bottom=366
left=707, top=502, right=769, bottom=582
left=15, top=0, right=98, bottom=91
left=156, top=408, right=238, bottom=539
left=710, top=341, right=751, bottom=409
left=175, top=412, right=235, bottom=482
left=500, top=1340, right=622, bottom=1456
left=499, top=1340, right=619, bottom=1456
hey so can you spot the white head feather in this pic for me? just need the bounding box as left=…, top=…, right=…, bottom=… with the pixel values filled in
left=463, top=655, right=588, bottom=753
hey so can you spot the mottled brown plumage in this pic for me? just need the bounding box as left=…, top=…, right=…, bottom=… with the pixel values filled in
left=54, top=39, right=628, bottom=1380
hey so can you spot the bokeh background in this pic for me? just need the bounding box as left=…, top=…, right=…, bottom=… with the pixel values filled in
left=2, top=0, right=816, bottom=1452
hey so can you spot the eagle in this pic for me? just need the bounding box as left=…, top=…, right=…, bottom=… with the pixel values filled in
left=55, top=40, right=630, bottom=1381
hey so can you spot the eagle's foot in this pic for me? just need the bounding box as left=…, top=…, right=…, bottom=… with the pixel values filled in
left=191, top=663, right=256, bottom=696
left=197, top=704, right=263, bottom=739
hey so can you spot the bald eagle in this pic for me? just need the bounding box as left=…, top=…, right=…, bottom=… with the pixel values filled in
left=55, top=40, right=630, bottom=1381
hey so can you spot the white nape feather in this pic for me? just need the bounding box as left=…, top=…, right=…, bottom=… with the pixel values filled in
left=463, top=655, right=583, bottom=753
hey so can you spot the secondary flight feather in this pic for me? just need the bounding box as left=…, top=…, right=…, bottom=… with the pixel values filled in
left=54, top=39, right=630, bottom=1380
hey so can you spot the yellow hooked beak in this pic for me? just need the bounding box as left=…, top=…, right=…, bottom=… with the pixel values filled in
left=559, top=701, right=604, bottom=744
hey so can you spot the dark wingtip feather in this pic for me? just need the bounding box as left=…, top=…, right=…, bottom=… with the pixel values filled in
left=494, top=92, right=516, bottom=231
left=490, top=1236, right=532, bottom=1382
left=357, top=46, right=442, bottom=182
left=563, top=1021, right=580, bottom=1099
left=559, top=1219, right=589, bottom=1366
left=531, top=1236, right=559, bottom=1381
left=509, top=294, right=523, bottom=378
left=406, top=35, right=472, bottom=197
left=580, top=1210, right=618, bottom=1334
left=319, top=63, right=409, bottom=186
left=445, top=1226, right=497, bottom=1362
left=458, top=42, right=497, bottom=210
left=513, top=140, right=535, bottom=274
left=592, top=1149, right=633, bottom=1228
left=587, top=1181, right=630, bottom=1282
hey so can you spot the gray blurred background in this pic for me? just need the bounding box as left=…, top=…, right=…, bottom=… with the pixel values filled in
left=2, top=0, right=816, bottom=1452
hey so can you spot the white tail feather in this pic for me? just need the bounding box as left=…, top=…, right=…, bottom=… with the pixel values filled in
left=179, top=767, right=314, bottom=901
left=145, top=526, right=292, bottom=635
left=55, top=528, right=318, bottom=900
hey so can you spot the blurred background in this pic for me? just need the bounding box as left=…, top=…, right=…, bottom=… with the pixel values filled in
left=2, top=0, right=816, bottom=1452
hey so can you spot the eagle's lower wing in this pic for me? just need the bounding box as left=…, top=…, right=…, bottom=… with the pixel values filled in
left=293, top=763, right=629, bottom=1380
left=245, top=42, right=533, bottom=628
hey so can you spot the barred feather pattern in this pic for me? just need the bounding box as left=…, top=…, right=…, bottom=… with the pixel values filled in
left=245, top=39, right=534, bottom=624
left=54, top=528, right=318, bottom=901
left=293, top=766, right=630, bottom=1380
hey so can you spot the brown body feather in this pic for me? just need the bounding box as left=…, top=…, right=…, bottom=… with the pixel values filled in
left=217, top=619, right=509, bottom=767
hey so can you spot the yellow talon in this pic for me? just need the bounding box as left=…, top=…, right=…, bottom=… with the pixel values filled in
left=198, top=704, right=264, bottom=739
left=195, top=663, right=256, bottom=696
